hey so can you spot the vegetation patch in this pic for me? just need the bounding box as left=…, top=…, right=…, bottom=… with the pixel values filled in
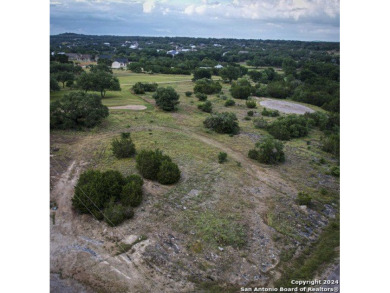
left=72, top=170, right=144, bottom=226
left=203, top=112, right=239, bottom=134
left=275, top=220, right=340, bottom=288
left=50, top=91, right=109, bottom=130
left=248, top=137, right=285, bottom=164
left=136, top=149, right=181, bottom=185
left=267, top=115, right=309, bottom=140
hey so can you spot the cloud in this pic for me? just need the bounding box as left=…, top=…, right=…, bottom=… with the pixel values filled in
left=143, top=0, right=155, bottom=13
left=50, top=0, right=340, bottom=41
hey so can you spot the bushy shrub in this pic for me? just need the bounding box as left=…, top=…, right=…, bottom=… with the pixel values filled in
left=297, top=192, right=312, bottom=206
left=196, top=93, right=207, bottom=101
left=198, top=101, right=213, bottom=113
left=262, top=108, right=280, bottom=117
left=218, top=152, right=228, bottom=163
left=321, top=133, right=340, bottom=157
left=185, top=91, right=193, bottom=97
left=246, top=99, right=257, bottom=108
left=132, top=82, right=158, bottom=94
left=247, top=110, right=254, bottom=117
left=50, top=92, right=109, bottom=130
left=136, top=149, right=181, bottom=184
left=230, top=79, right=252, bottom=100
left=157, top=160, right=181, bottom=184
left=267, top=115, right=309, bottom=140
left=136, top=149, right=167, bottom=180
left=72, top=169, right=143, bottom=226
left=121, top=176, right=143, bottom=207
left=111, top=133, right=136, bottom=159
left=193, top=68, right=212, bottom=81
left=266, top=81, right=292, bottom=99
left=203, top=112, right=239, bottom=134
left=194, top=78, right=222, bottom=95
left=224, top=99, right=235, bottom=107
left=253, top=117, right=268, bottom=129
left=104, top=200, right=134, bottom=227
left=153, top=87, right=180, bottom=111
left=248, top=137, right=285, bottom=164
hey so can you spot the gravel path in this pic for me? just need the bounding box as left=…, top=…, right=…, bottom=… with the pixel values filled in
left=259, top=99, right=315, bottom=114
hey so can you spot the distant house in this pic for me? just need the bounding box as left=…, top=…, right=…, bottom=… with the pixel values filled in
left=65, top=53, right=80, bottom=61
left=79, top=54, right=92, bottom=62
left=65, top=53, right=93, bottom=62
left=111, top=58, right=129, bottom=69
left=238, top=51, right=249, bottom=54
left=167, top=50, right=179, bottom=57
left=130, top=42, right=139, bottom=49
left=103, top=42, right=110, bottom=46
left=214, top=64, right=224, bottom=69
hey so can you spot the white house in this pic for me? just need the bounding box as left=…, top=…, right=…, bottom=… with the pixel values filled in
left=214, top=64, right=224, bottom=69
left=111, top=58, right=129, bottom=69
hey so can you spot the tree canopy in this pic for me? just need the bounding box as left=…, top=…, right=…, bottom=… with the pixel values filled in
left=50, top=91, right=109, bottom=129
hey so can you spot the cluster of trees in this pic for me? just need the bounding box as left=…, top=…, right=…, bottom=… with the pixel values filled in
left=50, top=58, right=83, bottom=91
left=136, top=149, right=181, bottom=184
left=132, top=82, right=158, bottom=94
left=50, top=92, right=109, bottom=129
left=153, top=87, right=180, bottom=111
left=77, top=68, right=121, bottom=97
left=248, top=137, right=285, bottom=164
left=72, top=170, right=144, bottom=226
left=193, top=78, right=222, bottom=95
left=203, top=112, right=239, bottom=134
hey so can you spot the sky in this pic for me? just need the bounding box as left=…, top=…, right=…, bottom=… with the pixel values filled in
left=50, top=0, right=340, bottom=42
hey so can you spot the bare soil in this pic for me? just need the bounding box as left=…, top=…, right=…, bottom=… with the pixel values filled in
left=259, top=98, right=315, bottom=114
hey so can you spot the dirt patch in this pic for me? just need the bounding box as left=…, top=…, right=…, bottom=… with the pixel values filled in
left=259, top=98, right=315, bottom=114
left=109, top=105, right=147, bottom=110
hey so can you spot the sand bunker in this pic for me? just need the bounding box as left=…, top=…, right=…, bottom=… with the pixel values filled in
left=109, top=105, right=147, bottom=110
left=259, top=99, right=314, bottom=114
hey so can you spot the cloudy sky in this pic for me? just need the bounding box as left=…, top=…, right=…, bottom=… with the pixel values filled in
left=50, top=0, right=340, bottom=41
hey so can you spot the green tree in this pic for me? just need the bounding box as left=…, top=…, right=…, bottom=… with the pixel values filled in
left=50, top=92, right=109, bottom=129
left=193, top=68, right=212, bottom=81
left=220, top=66, right=240, bottom=83
left=77, top=71, right=121, bottom=97
left=193, top=78, right=222, bottom=95
left=230, top=79, right=252, bottom=99
left=55, top=71, right=74, bottom=88
left=50, top=76, right=60, bottom=91
left=153, top=87, right=180, bottom=111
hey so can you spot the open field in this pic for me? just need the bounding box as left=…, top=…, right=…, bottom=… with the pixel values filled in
left=50, top=71, right=339, bottom=292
